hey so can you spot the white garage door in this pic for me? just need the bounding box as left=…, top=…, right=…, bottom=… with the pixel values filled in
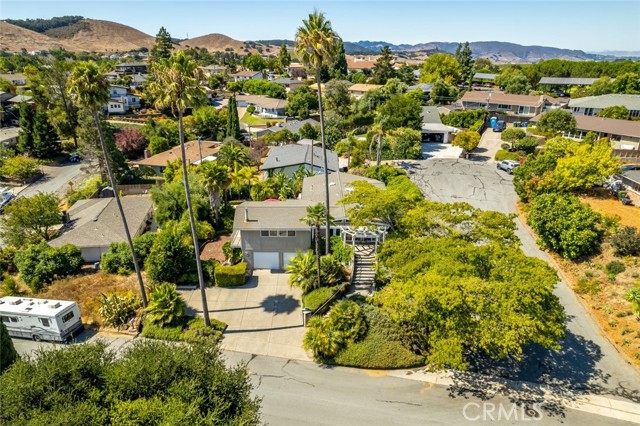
left=253, top=252, right=280, bottom=270
left=282, top=252, right=297, bottom=269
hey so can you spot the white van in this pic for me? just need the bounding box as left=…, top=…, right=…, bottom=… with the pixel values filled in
left=0, top=296, right=84, bottom=342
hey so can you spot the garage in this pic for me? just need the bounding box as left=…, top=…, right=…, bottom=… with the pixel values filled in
left=282, top=252, right=297, bottom=269
left=253, top=252, right=280, bottom=270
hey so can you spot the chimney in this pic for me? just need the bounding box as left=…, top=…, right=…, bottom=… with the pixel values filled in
left=61, top=210, right=70, bottom=224
left=244, top=208, right=249, bottom=222
left=143, top=149, right=151, bottom=158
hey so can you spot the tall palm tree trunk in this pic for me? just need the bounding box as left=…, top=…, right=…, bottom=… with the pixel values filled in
left=178, top=110, right=211, bottom=326
left=92, top=108, right=147, bottom=308
left=315, top=223, right=322, bottom=289
left=376, top=134, right=383, bottom=166
left=316, top=68, right=331, bottom=255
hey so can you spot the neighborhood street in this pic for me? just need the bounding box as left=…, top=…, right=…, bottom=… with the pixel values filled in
left=402, top=148, right=640, bottom=402
left=11, top=336, right=637, bottom=425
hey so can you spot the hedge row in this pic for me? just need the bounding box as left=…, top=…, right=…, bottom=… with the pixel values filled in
left=141, top=316, right=226, bottom=344
left=214, top=262, right=247, bottom=287
left=495, top=150, right=522, bottom=161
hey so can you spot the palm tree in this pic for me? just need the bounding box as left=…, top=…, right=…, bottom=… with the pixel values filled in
left=229, top=165, right=259, bottom=197
left=287, top=250, right=317, bottom=293
left=67, top=62, right=148, bottom=308
left=145, top=282, right=186, bottom=326
left=301, top=203, right=334, bottom=289
left=218, top=139, right=251, bottom=172
left=198, top=161, right=231, bottom=223
left=370, top=123, right=385, bottom=166
left=147, top=51, right=211, bottom=326
left=295, top=11, right=340, bottom=255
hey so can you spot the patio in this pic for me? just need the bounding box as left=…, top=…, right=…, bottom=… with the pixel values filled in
left=180, top=270, right=310, bottom=361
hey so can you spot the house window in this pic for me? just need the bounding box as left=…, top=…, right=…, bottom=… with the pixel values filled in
left=261, top=230, right=269, bottom=237
left=497, top=104, right=510, bottom=110
left=1, top=316, right=17, bottom=323
left=39, top=318, right=50, bottom=327
left=278, top=230, right=288, bottom=237
left=62, top=311, right=75, bottom=323
left=518, top=106, right=533, bottom=115
left=261, top=230, right=296, bottom=237
left=287, top=231, right=296, bottom=237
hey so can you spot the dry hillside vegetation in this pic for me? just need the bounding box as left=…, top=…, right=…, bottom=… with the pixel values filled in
left=180, top=33, right=275, bottom=54
left=53, top=19, right=155, bottom=52
left=0, top=21, right=70, bottom=51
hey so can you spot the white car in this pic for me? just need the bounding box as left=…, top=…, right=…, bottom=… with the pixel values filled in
left=497, top=160, right=520, bottom=174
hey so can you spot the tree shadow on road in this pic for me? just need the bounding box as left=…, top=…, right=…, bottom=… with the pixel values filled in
left=446, top=329, right=639, bottom=419
left=261, top=294, right=300, bottom=315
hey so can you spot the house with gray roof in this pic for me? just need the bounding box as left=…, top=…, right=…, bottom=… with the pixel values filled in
left=260, top=143, right=339, bottom=177
left=569, top=94, right=640, bottom=118
left=420, top=106, right=458, bottom=143
left=271, top=77, right=306, bottom=92
left=255, top=118, right=318, bottom=137
left=232, top=172, right=385, bottom=270
left=0, top=127, right=20, bottom=147
left=48, top=196, right=154, bottom=263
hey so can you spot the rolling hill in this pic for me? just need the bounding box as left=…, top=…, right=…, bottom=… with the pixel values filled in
left=0, top=21, right=70, bottom=51
left=181, top=34, right=275, bottom=54
left=47, top=19, right=155, bottom=52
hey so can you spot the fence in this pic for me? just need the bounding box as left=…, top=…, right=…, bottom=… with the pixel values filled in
left=613, top=149, right=640, bottom=163
left=116, top=183, right=157, bottom=195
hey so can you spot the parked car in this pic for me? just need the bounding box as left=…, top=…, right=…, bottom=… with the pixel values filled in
left=497, top=160, right=520, bottom=174
left=493, top=120, right=506, bottom=132
left=0, top=189, right=15, bottom=213
left=69, top=152, right=81, bottom=162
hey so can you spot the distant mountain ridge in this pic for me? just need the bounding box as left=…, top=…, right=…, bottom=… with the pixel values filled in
left=0, top=16, right=624, bottom=62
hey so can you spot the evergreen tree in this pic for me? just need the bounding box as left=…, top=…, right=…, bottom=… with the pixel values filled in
left=226, top=96, right=241, bottom=140
left=32, top=107, right=59, bottom=158
left=0, top=321, right=17, bottom=373
left=17, top=102, right=34, bottom=154
left=278, top=43, right=291, bottom=70
left=372, top=46, right=396, bottom=84
left=329, top=39, right=348, bottom=80
left=455, top=41, right=474, bottom=85
left=150, top=27, right=174, bottom=62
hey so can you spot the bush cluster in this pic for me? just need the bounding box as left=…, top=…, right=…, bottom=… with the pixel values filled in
left=215, top=262, right=247, bottom=287
left=14, top=242, right=83, bottom=292
left=100, top=232, right=157, bottom=275
left=611, top=226, right=640, bottom=257
left=441, top=109, right=487, bottom=129
left=330, top=236, right=354, bottom=265
left=495, top=150, right=521, bottom=161
left=141, top=316, right=226, bottom=344
left=302, top=283, right=347, bottom=312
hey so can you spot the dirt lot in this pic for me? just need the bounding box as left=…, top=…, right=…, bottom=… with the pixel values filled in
left=580, top=193, right=640, bottom=229
left=517, top=203, right=640, bottom=368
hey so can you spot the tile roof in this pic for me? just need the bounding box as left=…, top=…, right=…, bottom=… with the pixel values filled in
left=133, top=140, right=222, bottom=167
left=348, top=83, right=383, bottom=93
left=261, top=144, right=339, bottom=172
left=49, top=197, right=153, bottom=249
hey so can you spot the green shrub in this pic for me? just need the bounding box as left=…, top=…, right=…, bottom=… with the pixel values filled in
left=513, top=136, right=539, bottom=154
left=626, top=287, right=640, bottom=316
left=605, top=260, right=626, bottom=275
left=141, top=316, right=225, bottom=344
left=320, top=255, right=346, bottom=287
left=99, top=292, right=141, bottom=329
left=101, top=233, right=157, bottom=275
left=67, top=176, right=102, bottom=206
left=14, top=242, right=83, bottom=292
left=303, top=300, right=367, bottom=359
left=302, top=284, right=346, bottom=311
left=500, top=128, right=526, bottom=143
left=495, top=150, right=521, bottom=161
left=0, top=247, right=17, bottom=274
left=469, top=119, right=484, bottom=132
left=441, top=109, right=487, bottom=129
left=222, top=241, right=243, bottom=264
left=145, top=226, right=197, bottom=285
left=0, top=156, right=40, bottom=180
left=500, top=143, right=511, bottom=151
left=330, top=236, right=354, bottom=265
left=202, top=259, right=219, bottom=286
left=1, top=274, right=20, bottom=296
left=576, top=278, right=602, bottom=295
left=215, top=262, right=247, bottom=287
left=362, top=164, right=406, bottom=185
left=132, top=232, right=156, bottom=263
left=145, top=282, right=186, bottom=326
left=611, top=226, right=640, bottom=256
left=528, top=193, right=603, bottom=259
left=332, top=303, right=424, bottom=369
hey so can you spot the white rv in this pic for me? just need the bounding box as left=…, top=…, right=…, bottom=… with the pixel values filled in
left=0, top=296, right=83, bottom=342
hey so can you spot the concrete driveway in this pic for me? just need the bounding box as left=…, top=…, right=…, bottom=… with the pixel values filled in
left=180, top=270, right=310, bottom=361
left=475, top=127, right=505, bottom=162
left=422, top=143, right=463, bottom=159
left=404, top=158, right=640, bottom=401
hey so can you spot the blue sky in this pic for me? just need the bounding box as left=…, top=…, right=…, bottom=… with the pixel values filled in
left=2, top=0, right=639, bottom=51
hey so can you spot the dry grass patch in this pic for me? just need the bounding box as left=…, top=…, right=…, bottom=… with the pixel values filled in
left=580, top=193, right=640, bottom=229
left=38, top=271, right=142, bottom=327
left=516, top=202, right=640, bottom=368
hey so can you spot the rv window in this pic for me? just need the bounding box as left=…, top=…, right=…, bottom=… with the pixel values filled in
left=1, top=316, right=8, bottom=323
left=62, top=311, right=75, bottom=323
left=39, top=318, right=50, bottom=327
left=4, top=316, right=19, bottom=323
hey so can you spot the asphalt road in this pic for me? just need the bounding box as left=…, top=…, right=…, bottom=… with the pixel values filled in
left=11, top=337, right=635, bottom=426
left=403, top=157, right=640, bottom=403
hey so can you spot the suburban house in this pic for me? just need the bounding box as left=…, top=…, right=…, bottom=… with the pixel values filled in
left=5, top=95, right=33, bottom=105
left=232, top=172, right=385, bottom=270
left=254, top=118, right=318, bottom=138
left=287, top=63, right=307, bottom=79
left=538, top=77, right=605, bottom=87
left=348, top=83, right=383, bottom=99
left=260, top=142, right=339, bottom=177
left=230, top=70, right=263, bottom=82
left=460, top=92, right=561, bottom=118
left=130, top=74, right=148, bottom=88
left=236, top=94, right=287, bottom=118
left=531, top=113, right=640, bottom=150
left=0, top=127, right=20, bottom=147
left=104, top=85, right=140, bottom=113
left=0, top=92, right=15, bottom=104
left=271, top=77, right=306, bottom=92
left=132, top=140, right=222, bottom=175
left=421, top=106, right=458, bottom=143
left=408, top=83, right=433, bottom=102
left=202, top=65, right=227, bottom=77
left=48, top=197, right=154, bottom=263
left=0, top=73, right=27, bottom=86
left=346, top=56, right=377, bottom=74
left=115, top=62, right=148, bottom=74
left=473, top=73, right=497, bottom=82
left=568, top=94, right=640, bottom=118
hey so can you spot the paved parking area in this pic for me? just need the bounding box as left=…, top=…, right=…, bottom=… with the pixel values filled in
left=475, top=127, right=504, bottom=162
left=180, top=270, right=310, bottom=361
left=421, top=143, right=463, bottom=159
